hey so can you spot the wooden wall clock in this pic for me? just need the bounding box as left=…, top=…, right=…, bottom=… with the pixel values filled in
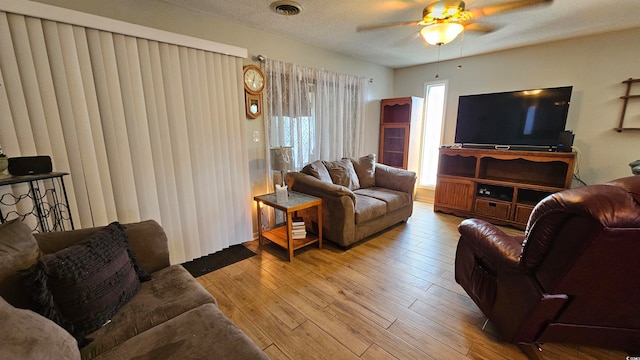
left=243, top=65, right=265, bottom=119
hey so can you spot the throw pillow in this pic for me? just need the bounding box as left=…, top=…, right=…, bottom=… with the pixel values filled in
left=301, top=160, right=332, bottom=183
left=323, top=159, right=360, bottom=190
left=0, top=296, right=81, bottom=360
left=347, top=154, right=376, bottom=189
left=0, top=219, right=41, bottom=309
left=20, top=222, right=150, bottom=346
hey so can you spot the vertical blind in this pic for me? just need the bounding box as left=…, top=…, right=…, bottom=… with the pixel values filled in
left=0, top=10, right=252, bottom=264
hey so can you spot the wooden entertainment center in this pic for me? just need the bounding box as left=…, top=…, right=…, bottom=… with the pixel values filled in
left=434, top=148, right=576, bottom=229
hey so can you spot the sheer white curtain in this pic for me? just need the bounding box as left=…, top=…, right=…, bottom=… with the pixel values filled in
left=0, top=9, right=251, bottom=264
left=264, top=59, right=368, bottom=172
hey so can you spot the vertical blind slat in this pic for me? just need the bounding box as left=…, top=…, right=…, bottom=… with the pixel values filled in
left=73, top=26, right=112, bottom=225
left=0, top=14, right=36, bottom=154
left=42, top=21, right=93, bottom=226
left=123, top=35, right=160, bottom=223
left=83, top=29, right=117, bottom=223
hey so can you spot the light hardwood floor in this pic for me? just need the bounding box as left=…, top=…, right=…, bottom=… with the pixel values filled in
left=196, top=201, right=625, bottom=359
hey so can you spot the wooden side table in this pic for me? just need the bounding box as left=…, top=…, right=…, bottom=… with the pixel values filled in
left=254, top=191, right=322, bottom=261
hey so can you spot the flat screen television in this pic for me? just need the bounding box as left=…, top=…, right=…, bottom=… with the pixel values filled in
left=454, top=86, right=572, bottom=151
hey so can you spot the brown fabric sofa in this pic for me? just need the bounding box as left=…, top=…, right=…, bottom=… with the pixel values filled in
left=0, top=219, right=268, bottom=360
left=455, top=176, right=640, bottom=356
left=286, top=155, right=417, bottom=247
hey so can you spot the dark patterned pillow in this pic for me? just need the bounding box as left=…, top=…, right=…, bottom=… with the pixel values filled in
left=21, top=222, right=150, bottom=346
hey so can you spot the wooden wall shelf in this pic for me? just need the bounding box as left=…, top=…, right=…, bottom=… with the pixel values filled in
left=616, top=78, right=640, bottom=132
left=434, top=148, right=575, bottom=229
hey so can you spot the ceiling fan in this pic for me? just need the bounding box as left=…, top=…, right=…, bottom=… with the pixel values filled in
left=357, top=0, right=553, bottom=46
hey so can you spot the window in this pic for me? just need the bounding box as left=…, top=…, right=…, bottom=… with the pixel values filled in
left=265, top=59, right=367, bottom=171
left=419, top=81, right=447, bottom=187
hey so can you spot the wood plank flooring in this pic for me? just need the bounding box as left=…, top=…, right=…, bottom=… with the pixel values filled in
left=197, top=201, right=626, bottom=359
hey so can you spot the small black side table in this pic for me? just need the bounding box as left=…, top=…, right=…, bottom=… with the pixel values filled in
left=0, top=172, right=74, bottom=232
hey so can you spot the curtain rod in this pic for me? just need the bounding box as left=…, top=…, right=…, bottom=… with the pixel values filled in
left=254, top=54, right=374, bottom=83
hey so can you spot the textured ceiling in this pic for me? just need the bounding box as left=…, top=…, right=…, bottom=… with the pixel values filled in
left=159, top=0, right=640, bottom=68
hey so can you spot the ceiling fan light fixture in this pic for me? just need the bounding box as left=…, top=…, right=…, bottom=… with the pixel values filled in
left=420, top=22, right=464, bottom=45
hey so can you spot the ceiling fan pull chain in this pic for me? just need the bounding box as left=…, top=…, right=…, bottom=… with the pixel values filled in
left=457, top=30, right=465, bottom=69
left=435, top=44, right=441, bottom=79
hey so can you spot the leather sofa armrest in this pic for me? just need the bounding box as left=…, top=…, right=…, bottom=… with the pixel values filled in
left=458, top=219, right=524, bottom=270
left=374, top=163, right=417, bottom=194
left=287, top=172, right=355, bottom=203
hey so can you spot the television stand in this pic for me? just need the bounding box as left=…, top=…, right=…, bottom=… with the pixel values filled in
left=434, top=148, right=575, bottom=229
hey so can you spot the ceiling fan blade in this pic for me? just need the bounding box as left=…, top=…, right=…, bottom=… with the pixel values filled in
left=462, top=22, right=496, bottom=33
left=395, top=31, right=422, bottom=47
left=356, top=20, right=421, bottom=32
left=471, top=0, right=552, bottom=18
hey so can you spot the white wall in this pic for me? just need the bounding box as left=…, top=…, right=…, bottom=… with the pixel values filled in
left=394, top=28, right=640, bottom=186
left=32, top=0, right=393, bottom=198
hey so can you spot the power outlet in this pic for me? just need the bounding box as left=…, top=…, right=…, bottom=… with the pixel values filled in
left=252, top=131, right=260, bottom=142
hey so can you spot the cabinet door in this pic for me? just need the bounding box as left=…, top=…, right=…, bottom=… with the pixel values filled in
left=434, top=178, right=474, bottom=211
left=379, top=124, right=409, bottom=168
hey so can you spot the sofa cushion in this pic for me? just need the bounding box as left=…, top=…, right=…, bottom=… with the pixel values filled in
left=347, top=154, right=376, bottom=189
left=354, top=194, right=387, bottom=224
left=80, top=265, right=215, bottom=360
left=0, top=219, right=40, bottom=309
left=0, top=296, right=81, bottom=360
left=21, top=222, right=147, bottom=345
left=354, top=187, right=413, bottom=213
left=324, top=158, right=360, bottom=190
left=301, top=160, right=332, bottom=183
left=94, top=303, right=268, bottom=360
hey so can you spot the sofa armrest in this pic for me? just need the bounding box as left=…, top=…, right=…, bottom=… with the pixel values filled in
left=287, top=172, right=356, bottom=203
left=34, top=220, right=170, bottom=273
left=374, top=163, right=417, bottom=194
left=458, top=219, right=524, bottom=270
left=287, top=172, right=358, bottom=246
left=122, top=220, right=170, bottom=273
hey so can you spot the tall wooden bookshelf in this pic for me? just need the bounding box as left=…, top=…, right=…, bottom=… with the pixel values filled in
left=378, top=97, right=424, bottom=171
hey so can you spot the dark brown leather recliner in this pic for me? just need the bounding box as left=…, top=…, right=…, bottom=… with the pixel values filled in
left=455, top=176, right=640, bottom=356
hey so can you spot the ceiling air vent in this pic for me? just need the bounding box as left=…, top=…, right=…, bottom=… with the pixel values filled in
left=270, top=1, right=303, bottom=16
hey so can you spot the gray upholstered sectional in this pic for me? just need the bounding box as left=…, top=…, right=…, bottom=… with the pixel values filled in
left=0, top=219, right=267, bottom=360
left=286, top=155, right=417, bottom=247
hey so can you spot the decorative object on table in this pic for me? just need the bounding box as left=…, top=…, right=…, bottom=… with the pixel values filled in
left=243, top=64, right=265, bottom=119
left=291, top=216, right=306, bottom=239
left=275, top=184, right=288, bottom=203
left=7, top=156, right=53, bottom=176
left=630, top=159, right=640, bottom=175
left=270, top=146, right=293, bottom=186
